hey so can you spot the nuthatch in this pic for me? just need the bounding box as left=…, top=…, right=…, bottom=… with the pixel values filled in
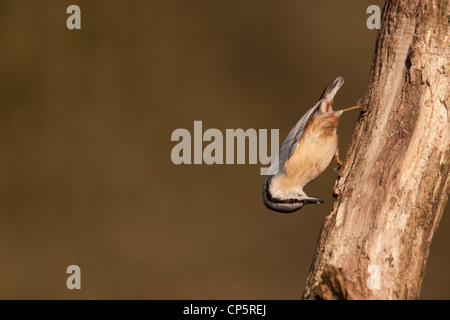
left=263, top=76, right=361, bottom=213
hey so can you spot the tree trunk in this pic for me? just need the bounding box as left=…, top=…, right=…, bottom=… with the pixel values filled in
left=303, top=0, right=450, bottom=300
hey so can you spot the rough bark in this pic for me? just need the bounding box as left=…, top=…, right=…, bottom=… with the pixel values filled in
left=303, top=0, right=450, bottom=300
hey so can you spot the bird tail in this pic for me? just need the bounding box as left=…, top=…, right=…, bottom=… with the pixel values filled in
left=319, top=76, right=344, bottom=113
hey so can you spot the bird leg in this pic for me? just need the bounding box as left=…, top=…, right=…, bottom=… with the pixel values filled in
left=333, top=149, right=343, bottom=172
left=340, top=105, right=363, bottom=113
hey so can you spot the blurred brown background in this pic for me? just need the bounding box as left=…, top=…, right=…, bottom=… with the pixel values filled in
left=0, top=0, right=448, bottom=299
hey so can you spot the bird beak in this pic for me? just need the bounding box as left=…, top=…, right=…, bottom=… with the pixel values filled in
left=301, top=197, right=325, bottom=204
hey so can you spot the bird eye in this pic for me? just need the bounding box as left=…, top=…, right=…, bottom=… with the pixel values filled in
left=289, top=199, right=294, bottom=204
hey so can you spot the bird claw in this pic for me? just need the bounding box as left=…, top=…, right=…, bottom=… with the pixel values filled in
left=333, top=149, right=343, bottom=172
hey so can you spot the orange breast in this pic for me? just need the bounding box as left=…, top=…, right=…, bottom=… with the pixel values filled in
left=276, top=114, right=340, bottom=191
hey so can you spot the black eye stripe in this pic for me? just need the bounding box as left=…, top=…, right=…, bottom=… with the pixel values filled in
left=264, top=187, right=303, bottom=205
left=271, top=197, right=303, bottom=204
